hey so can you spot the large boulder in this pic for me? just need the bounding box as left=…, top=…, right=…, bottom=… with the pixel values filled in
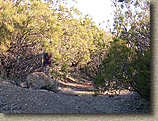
left=26, top=72, right=56, bottom=91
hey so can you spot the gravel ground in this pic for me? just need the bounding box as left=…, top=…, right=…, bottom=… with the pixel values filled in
left=0, top=81, right=150, bottom=113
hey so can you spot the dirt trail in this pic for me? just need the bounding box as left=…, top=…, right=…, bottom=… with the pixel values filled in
left=0, top=79, right=150, bottom=113
left=57, top=76, right=95, bottom=95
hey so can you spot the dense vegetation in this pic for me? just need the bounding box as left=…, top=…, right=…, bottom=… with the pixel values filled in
left=93, top=0, right=150, bottom=100
left=0, top=0, right=150, bottom=100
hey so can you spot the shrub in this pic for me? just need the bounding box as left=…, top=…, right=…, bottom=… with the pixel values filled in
left=94, top=40, right=150, bottom=99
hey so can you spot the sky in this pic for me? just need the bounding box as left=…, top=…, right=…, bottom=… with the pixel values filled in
left=73, top=0, right=114, bottom=31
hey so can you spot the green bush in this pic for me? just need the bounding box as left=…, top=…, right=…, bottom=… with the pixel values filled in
left=130, top=49, right=150, bottom=99
left=95, top=40, right=150, bottom=99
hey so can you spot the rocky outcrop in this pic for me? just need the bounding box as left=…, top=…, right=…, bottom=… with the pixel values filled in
left=26, top=72, right=56, bottom=91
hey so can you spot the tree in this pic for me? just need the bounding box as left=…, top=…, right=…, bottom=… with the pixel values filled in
left=93, top=0, right=150, bottom=99
left=0, top=0, right=60, bottom=79
left=0, top=0, right=112, bottom=81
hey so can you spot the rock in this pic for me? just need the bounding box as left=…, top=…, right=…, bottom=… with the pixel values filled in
left=26, top=72, right=55, bottom=90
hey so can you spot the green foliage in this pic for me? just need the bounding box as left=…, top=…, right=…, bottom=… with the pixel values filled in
left=100, top=38, right=150, bottom=99
left=0, top=0, right=111, bottom=80
left=92, top=0, right=150, bottom=99
left=61, top=63, right=68, bottom=72
left=93, top=71, right=105, bottom=92
left=102, top=40, right=131, bottom=82
left=87, top=0, right=149, bottom=99
left=130, top=49, right=150, bottom=99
